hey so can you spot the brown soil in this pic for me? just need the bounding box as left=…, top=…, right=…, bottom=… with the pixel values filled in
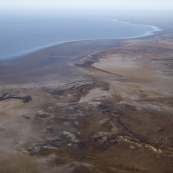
left=0, top=34, right=173, bottom=172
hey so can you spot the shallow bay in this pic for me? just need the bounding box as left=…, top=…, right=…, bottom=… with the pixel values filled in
left=0, top=15, right=159, bottom=60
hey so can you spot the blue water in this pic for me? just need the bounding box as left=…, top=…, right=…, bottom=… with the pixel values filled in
left=0, top=15, right=160, bottom=60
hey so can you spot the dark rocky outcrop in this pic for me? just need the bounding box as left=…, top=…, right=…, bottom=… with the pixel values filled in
left=0, top=92, right=32, bottom=103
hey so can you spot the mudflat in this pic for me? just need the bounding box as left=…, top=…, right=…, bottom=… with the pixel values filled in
left=0, top=33, right=173, bottom=172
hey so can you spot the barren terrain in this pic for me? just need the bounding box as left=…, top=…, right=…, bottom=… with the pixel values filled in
left=0, top=34, right=173, bottom=172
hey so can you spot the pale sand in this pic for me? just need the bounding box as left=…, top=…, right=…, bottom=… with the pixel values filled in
left=79, top=87, right=112, bottom=103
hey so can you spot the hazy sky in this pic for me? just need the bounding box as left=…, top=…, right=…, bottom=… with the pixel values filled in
left=1, top=0, right=173, bottom=11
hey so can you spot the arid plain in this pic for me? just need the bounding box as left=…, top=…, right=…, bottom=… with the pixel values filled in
left=0, top=25, right=173, bottom=172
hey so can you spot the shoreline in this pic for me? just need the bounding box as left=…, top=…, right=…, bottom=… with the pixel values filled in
left=0, top=19, right=162, bottom=61
left=103, top=18, right=162, bottom=36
